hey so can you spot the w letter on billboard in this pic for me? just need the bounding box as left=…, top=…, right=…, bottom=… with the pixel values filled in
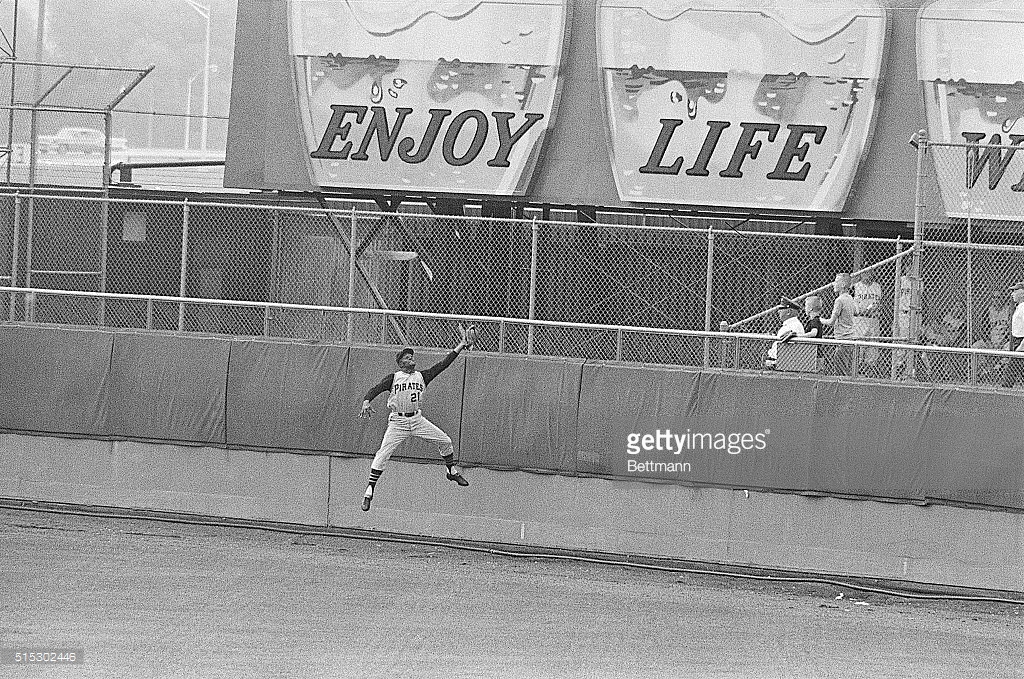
left=919, top=0, right=1024, bottom=221
left=598, top=0, right=888, bottom=211
left=289, top=0, right=570, bottom=195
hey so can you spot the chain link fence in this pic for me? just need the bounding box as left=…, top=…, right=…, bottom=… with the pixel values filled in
left=0, top=193, right=914, bottom=336
left=1, top=140, right=1022, bottom=388
left=919, top=141, right=1024, bottom=373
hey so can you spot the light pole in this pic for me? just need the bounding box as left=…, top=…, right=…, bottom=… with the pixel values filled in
left=184, top=69, right=201, bottom=149
left=184, top=64, right=217, bottom=150
left=182, top=0, right=211, bottom=152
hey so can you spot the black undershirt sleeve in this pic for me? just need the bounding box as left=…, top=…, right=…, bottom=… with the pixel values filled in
left=421, top=351, right=459, bottom=386
left=363, top=374, right=394, bottom=403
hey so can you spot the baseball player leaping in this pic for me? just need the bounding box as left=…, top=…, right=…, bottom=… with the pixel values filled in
left=357, top=326, right=477, bottom=511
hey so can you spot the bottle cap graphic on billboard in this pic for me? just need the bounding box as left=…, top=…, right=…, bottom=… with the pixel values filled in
left=289, top=0, right=570, bottom=195
left=598, top=0, right=888, bottom=211
left=918, top=0, right=1024, bottom=221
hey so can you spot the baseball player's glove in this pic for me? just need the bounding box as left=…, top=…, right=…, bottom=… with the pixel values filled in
left=462, top=324, right=479, bottom=348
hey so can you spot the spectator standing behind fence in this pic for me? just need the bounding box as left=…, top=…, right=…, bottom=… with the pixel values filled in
left=973, top=287, right=1012, bottom=350
left=1001, top=282, right=1024, bottom=389
left=822, top=273, right=857, bottom=375
left=972, top=287, right=1012, bottom=383
left=922, top=300, right=967, bottom=381
left=853, top=269, right=883, bottom=371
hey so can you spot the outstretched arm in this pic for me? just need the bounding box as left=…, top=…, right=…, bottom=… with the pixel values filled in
left=421, top=327, right=476, bottom=386
left=421, top=340, right=468, bottom=386
left=359, top=374, right=394, bottom=418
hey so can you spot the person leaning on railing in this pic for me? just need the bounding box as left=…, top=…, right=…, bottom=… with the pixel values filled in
left=1001, top=282, right=1024, bottom=389
left=766, top=299, right=804, bottom=370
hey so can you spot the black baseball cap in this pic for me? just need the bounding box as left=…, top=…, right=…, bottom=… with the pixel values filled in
left=780, top=297, right=801, bottom=311
left=396, top=347, right=414, bottom=363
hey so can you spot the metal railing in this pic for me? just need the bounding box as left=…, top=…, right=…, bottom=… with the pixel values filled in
left=3, top=286, right=1021, bottom=390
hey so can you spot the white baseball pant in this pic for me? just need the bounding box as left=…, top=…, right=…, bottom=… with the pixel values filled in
left=371, top=412, right=454, bottom=471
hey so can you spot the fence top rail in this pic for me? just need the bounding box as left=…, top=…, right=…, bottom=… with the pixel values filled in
left=0, top=104, right=113, bottom=115
left=926, top=140, right=1024, bottom=151
left=4, top=286, right=1021, bottom=359
left=916, top=239, right=1024, bottom=254
left=0, top=191, right=910, bottom=244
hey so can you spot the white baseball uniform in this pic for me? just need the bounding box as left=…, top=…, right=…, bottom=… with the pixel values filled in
left=364, top=351, right=461, bottom=471
left=853, top=280, right=883, bottom=365
left=767, top=315, right=805, bottom=368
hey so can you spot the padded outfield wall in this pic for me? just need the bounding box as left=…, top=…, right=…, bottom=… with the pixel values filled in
left=1, top=325, right=1022, bottom=591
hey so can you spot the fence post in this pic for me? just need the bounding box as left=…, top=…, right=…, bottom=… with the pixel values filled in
left=908, top=129, right=928, bottom=381
left=10, top=193, right=20, bottom=322
left=527, top=216, right=539, bottom=356
left=718, top=321, right=728, bottom=369
left=615, top=328, right=623, bottom=361
left=966, top=201, right=977, bottom=384
left=498, top=319, right=506, bottom=354
left=890, top=238, right=903, bottom=381
left=703, top=226, right=715, bottom=367
left=178, top=200, right=190, bottom=331
left=347, top=207, right=357, bottom=343
left=146, top=298, right=154, bottom=330
left=102, top=110, right=113, bottom=188
left=28, top=107, right=37, bottom=189
left=270, top=207, right=281, bottom=334
left=3, top=45, right=14, bottom=184
left=24, top=194, right=34, bottom=322
left=97, top=191, right=109, bottom=326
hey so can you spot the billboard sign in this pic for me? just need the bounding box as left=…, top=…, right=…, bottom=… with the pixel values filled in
left=597, top=0, right=889, bottom=211
left=288, top=0, right=571, bottom=195
left=918, top=0, right=1024, bottom=221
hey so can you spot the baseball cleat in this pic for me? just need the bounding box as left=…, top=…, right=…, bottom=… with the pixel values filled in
left=446, top=471, right=469, bottom=487
left=361, top=495, right=372, bottom=511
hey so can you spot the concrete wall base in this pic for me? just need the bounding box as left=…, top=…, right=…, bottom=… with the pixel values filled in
left=2, top=433, right=1021, bottom=592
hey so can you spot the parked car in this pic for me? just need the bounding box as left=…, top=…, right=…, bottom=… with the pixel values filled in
left=39, top=127, right=128, bottom=154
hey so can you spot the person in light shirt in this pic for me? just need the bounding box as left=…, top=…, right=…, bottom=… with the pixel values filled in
left=853, top=268, right=883, bottom=369
left=1001, top=281, right=1024, bottom=389
left=822, top=272, right=857, bottom=376
left=766, top=299, right=805, bottom=370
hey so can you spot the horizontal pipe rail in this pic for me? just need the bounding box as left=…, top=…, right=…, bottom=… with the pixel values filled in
left=2, top=286, right=1021, bottom=360
left=0, top=191, right=918, bottom=243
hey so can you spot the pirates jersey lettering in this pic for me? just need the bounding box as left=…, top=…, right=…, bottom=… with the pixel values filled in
left=387, top=370, right=425, bottom=412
